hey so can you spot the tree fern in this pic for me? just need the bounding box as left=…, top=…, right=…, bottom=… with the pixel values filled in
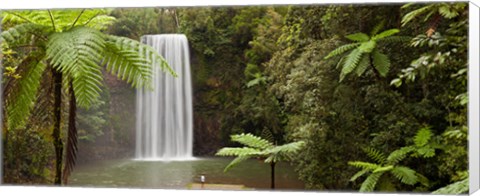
left=414, top=127, right=432, bottom=147
left=355, top=55, right=370, bottom=76
left=350, top=169, right=369, bottom=181
left=340, top=48, right=363, bottom=81
left=348, top=161, right=381, bottom=171
left=386, top=146, right=415, bottom=165
left=0, top=23, right=48, bottom=47
left=324, top=43, right=360, bottom=59
left=364, top=147, right=386, bottom=164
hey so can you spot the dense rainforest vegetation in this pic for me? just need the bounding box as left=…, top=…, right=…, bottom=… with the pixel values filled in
left=1, top=3, right=469, bottom=194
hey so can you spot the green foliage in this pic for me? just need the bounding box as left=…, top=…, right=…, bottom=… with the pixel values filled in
left=432, top=178, right=468, bottom=194
left=216, top=133, right=305, bottom=172
left=325, top=23, right=405, bottom=81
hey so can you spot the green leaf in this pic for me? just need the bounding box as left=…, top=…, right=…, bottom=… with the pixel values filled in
left=386, top=146, right=415, bottom=165
left=358, top=40, right=376, bottom=53
left=348, top=161, right=380, bottom=171
left=372, top=50, right=390, bottom=77
left=340, top=48, right=363, bottom=81
left=372, top=29, right=400, bottom=41
left=370, top=21, right=385, bottom=36
left=360, top=171, right=383, bottom=192
left=355, top=55, right=370, bottom=76
left=223, top=156, right=251, bottom=172
left=432, top=178, right=468, bottom=194
left=390, top=78, right=403, bottom=87
left=391, top=166, right=418, bottom=185
left=401, top=5, right=434, bottom=26
left=414, top=127, right=432, bottom=147
left=324, top=43, right=361, bottom=59
left=231, top=133, right=274, bottom=150
left=373, top=165, right=393, bottom=173
left=364, top=147, right=386, bottom=164
left=345, top=33, right=370, bottom=42
left=350, top=169, right=369, bottom=182
left=215, top=147, right=262, bottom=157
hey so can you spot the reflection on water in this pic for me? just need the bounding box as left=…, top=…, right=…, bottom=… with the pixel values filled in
left=69, top=157, right=305, bottom=190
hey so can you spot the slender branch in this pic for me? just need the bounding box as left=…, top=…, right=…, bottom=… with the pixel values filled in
left=83, top=13, right=100, bottom=26
left=70, top=9, right=86, bottom=29
left=47, top=10, right=56, bottom=32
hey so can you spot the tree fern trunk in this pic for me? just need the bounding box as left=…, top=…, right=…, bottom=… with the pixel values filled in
left=52, top=68, right=63, bottom=185
left=63, top=81, right=78, bottom=184
left=270, top=162, right=276, bottom=189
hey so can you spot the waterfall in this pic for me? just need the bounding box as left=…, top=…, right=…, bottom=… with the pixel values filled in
left=135, top=34, right=194, bottom=161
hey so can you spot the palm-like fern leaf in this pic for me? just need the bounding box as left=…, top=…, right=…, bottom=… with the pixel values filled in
left=391, top=166, right=418, bottom=185
left=401, top=4, right=435, bottom=26
left=364, top=147, right=386, bottom=164
left=46, top=27, right=105, bottom=108
left=370, top=20, right=385, bottom=36
left=386, top=146, right=415, bottom=165
left=215, top=147, right=262, bottom=157
left=372, top=50, right=390, bottom=77
left=0, top=23, right=48, bottom=47
left=5, top=52, right=46, bottom=130
left=230, top=133, right=274, bottom=150
left=106, top=35, right=176, bottom=77
left=340, top=48, right=363, bottom=81
left=350, top=169, right=369, bottom=181
left=345, top=33, right=370, bottom=42
left=414, top=127, right=432, bottom=147
left=324, top=43, right=360, bottom=59
left=360, top=171, right=384, bottom=192
left=263, top=141, right=305, bottom=163
left=348, top=161, right=381, bottom=171
left=102, top=42, right=152, bottom=88
left=223, top=156, right=251, bottom=172
left=355, top=55, right=370, bottom=76
left=371, top=29, right=400, bottom=41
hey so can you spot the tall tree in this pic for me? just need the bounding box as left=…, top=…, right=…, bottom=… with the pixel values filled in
left=1, top=9, right=175, bottom=184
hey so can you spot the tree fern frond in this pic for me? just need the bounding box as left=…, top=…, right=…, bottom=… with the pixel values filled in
left=324, top=43, right=360, bottom=59
left=106, top=35, right=176, bottom=77
left=350, top=169, right=369, bottom=182
left=391, top=166, right=418, bottom=185
left=355, top=55, right=370, bottom=76
left=401, top=4, right=435, bottom=26
left=414, top=127, right=432, bottom=147
left=46, top=27, right=105, bottom=108
left=373, top=165, right=393, bottom=173
left=5, top=53, right=46, bottom=130
left=262, top=141, right=305, bottom=162
left=231, top=133, right=274, bottom=150
left=372, top=50, right=390, bottom=77
left=340, top=48, right=363, bottom=81
left=360, top=171, right=383, bottom=192
left=223, top=156, right=251, bottom=172
left=364, top=147, right=386, bottom=164
left=386, top=146, right=415, bottom=165
left=0, top=23, right=49, bottom=46
left=215, top=147, right=262, bottom=157
left=345, top=33, right=370, bottom=42
left=371, top=29, right=400, bottom=41
left=102, top=42, right=152, bottom=89
left=432, top=178, right=468, bottom=194
left=348, top=161, right=381, bottom=171
left=370, top=20, right=385, bottom=36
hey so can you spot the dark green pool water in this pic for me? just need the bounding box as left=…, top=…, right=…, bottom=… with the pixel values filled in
left=69, top=157, right=305, bottom=190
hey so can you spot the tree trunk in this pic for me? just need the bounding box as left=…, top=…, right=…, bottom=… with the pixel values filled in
left=270, top=162, right=276, bottom=189
left=52, top=69, right=63, bottom=185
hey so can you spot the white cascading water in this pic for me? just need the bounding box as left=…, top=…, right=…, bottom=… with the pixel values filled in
left=135, top=34, right=194, bottom=161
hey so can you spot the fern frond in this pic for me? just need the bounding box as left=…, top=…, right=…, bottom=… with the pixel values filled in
left=262, top=141, right=305, bottom=162
left=5, top=52, right=46, bottom=130
left=348, top=161, right=381, bottom=171
left=106, top=35, right=176, bottom=77
left=364, top=147, right=386, bottom=164
left=391, top=166, right=418, bottom=185
left=360, top=171, right=383, bottom=192
left=345, top=33, right=370, bottom=42
left=401, top=4, right=435, bottom=26
left=372, top=50, right=390, bottom=77
left=215, top=147, right=262, bottom=157
left=370, top=20, right=385, bottom=36
left=231, top=133, right=274, bottom=150
left=102, top=42, right=152, bottom=89
left=350, top=169, right=369, bottom=182
left=340, top=48, right=363, bottom=81
left=386, top=146, right=415, bottom=165
left=46, top=27, right=105, bottom=108
left=324, top=43, right=360, bottom=59
left=371, top=29, right=400, bottom=41
left=438, top=5, right=460, bottom=19
left=0, top=23, right=49, bottom=47
left=373, top=165, right=393, bottom=173
left=432, top=178, right=468, bottom=194
left=414, top=127, right=432, bottom=147
left=223, top=156, right=251, bottom=172
left=416, top=147, right=435, bottom=158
